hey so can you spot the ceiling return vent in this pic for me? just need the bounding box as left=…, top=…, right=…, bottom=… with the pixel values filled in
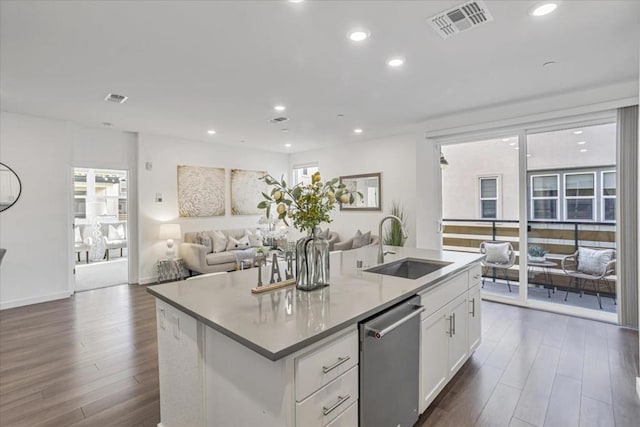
left=270, top=116, right=289, bottom=123
left=104, top=93, right=128, bottom=104
left=428, top=1, right=493, bottom=39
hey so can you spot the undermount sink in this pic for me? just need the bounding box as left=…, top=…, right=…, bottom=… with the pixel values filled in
left=365, top=258, right=452, bottom=280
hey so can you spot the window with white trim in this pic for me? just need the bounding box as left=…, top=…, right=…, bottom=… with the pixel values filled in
left=602, top=171, right=616, bottom=222
left=565, top=172, right=595, bottom=221
left=479, top=177, right=498, bottom=219
left=292, top=164, right=319, bottom=187
left=531, top=174, right=559, bottom=220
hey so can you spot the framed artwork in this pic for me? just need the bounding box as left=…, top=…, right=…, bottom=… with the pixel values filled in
left=231, top=169, right=268, bottom=215
left=340, top=172, right=381, bottom=211
left=177, top=165, right=225, bottom=217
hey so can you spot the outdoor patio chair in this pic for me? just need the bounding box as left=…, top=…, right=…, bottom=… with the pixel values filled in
left=479, top=241, right=516, bottom=292
left=561, top=248, right=616, bottom=309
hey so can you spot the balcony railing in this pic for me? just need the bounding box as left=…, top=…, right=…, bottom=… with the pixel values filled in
left=442, top=218, right=616, bottom=300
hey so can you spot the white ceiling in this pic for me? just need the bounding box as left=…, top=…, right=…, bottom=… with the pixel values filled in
left=1, top=0, right=638, bottom=153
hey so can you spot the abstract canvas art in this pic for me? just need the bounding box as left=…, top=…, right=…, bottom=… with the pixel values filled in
left=230, top=169, right=268, bottom=215
left=177, top=165, right=225, bottom=217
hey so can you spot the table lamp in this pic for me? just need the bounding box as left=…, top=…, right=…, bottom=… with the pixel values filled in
left=159, top=223, right=182, bottom=259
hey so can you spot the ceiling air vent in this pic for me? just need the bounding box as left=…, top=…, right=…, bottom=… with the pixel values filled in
left=104, top=93, right=128, bottom=104
left=270, top=116, right=289, bottom=123
left=428, top=0, right=493, bottom=39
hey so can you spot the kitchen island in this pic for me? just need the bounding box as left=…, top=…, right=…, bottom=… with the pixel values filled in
left=148, top=246, right=483, bottom=427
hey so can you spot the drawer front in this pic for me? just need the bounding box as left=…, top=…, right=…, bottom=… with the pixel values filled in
left=325, top=401, right=357, bottom=427
left=295, top=330, right=358, bottom=401
left=469, top=263, right=482, bottom=286
left=419, top=270, right=469, bottom=319
left=296, top=366, right=359, bottom=427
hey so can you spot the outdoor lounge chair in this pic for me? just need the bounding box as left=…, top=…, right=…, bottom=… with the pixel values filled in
left=561, top=248, right=616, bottom=309
left=480, top=241, right=516, bottom=292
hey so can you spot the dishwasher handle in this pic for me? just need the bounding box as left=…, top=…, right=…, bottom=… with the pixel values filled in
left=369, top=305, right=425, bottom=339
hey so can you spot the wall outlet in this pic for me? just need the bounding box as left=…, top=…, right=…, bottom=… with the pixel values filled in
left=156, top=193, right=163, bottom=203
left=145, top=161, right=153, bottom=171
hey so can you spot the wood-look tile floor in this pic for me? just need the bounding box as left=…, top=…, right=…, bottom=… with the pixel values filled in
left=1, top=284, right=638, bottom=427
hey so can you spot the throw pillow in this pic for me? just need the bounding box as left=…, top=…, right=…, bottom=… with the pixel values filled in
left=578, top=247, right=614, bottom=275
left=352, top=230, right=372, bottom=249
left=226, top=235, right=251, bottom=251
left=74, top=226, right=82, bottom=243
left=244, top=229, right=263, bottom=247
left=318, top=228, right=330, bottom=240
left=211, top=230, right=228, bottom=253
left=108, top=225, right=119, bottom=240
left=195, top=232, right=213, bottom=254
left=116, top=224, right=125, bottom=239
left=484, top=242, right=511, bottom=264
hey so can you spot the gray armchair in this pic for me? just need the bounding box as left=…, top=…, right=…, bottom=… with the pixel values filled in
left=561, top=248, right=616, bottom=309
left=480, top=241, right=516, bottom=292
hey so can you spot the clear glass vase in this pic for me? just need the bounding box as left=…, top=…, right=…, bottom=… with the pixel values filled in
left=295, top=227, right=330, bottom=291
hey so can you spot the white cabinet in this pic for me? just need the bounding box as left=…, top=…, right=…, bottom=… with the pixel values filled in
left=418, top=263, right=481, bottom=415
left=447, top=292, right=469, bottom=377
left=420, top=306, right=449, bottom=413
left=155, top=300, right=204, bottom=427
left=468, top=284, right=482, bottom=353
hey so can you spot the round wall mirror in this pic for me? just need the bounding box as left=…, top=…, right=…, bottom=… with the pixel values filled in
left=0, top=162, right=22, bottom=212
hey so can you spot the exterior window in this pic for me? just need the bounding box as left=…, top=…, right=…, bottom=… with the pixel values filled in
left=292, top=164, right=318, bottom=187
left=565, top=173, right=595, bottom=221
left=479, top=177, right=498, bottom=219
left=602, top=171, right=616, bottom=221
left=531, top=175, right=558, bottom=219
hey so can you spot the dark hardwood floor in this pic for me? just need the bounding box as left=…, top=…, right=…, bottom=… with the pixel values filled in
left=0, top=284, right=638, bottom=426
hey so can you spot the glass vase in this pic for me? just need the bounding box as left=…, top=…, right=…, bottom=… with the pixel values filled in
left=295, top=227, right=330, bottom=291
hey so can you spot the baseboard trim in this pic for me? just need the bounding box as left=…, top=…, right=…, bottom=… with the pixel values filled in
left=0, top=290, right=72, bottom=310
left=139, top=276, right=158, bottom=285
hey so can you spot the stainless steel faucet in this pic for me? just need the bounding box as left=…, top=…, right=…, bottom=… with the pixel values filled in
left=378, top=215, right=409, bottom=264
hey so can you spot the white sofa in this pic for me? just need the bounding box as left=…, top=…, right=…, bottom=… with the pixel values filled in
left=180, top=228, right=261, bottom=275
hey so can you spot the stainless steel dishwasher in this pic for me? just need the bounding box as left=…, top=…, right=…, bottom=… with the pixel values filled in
left=359, top=295, right=424, bottom=427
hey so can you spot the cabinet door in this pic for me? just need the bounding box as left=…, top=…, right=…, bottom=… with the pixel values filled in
left=420, top=306, right=449, bottom=413
left=447, top=293, right=469, bottom=377
left=468, top=284, right=482, bottom=353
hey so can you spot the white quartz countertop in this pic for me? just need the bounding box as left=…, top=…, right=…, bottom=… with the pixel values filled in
left=147, top=246, right=483, bottom=360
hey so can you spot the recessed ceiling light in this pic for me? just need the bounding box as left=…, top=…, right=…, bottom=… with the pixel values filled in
left=207, top=129, right=216, bottom=135
left=514, top=147, right=520, bottom=150
left=573, top=130, right=583, bottom=135
left=577, top=141, right=587, bottom=145
left=502, top=138, right=509, bottom=142
left=284, top=143, right=292, bottom=148
left=509, top=142, right=517, bottom=146
left=580, top=149, right=588, bottom=153
left=527, top=154, right=532, bottom=157
left=530, top=3, right=558, bottom=17
left=387, top=57, right=405, bottom=67
left=274, top=105, right=286, bottom=112
left=281, top=128, right=289, bottom=133
left=348, top=30, right=370, bottom=42
left=354, top=128, right=363, bottom=134
left=289, top=0, right=304, bottom=3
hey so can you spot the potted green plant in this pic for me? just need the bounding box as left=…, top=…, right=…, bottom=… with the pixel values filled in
left=528, top=245, right=547, bottom=262
left=383, top=201, right=407, bottom=247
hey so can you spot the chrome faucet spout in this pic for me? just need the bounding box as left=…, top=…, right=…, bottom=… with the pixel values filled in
left=378, top=215, right=408, bottom=264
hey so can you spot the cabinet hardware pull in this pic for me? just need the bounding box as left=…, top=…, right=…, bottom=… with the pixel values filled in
left=470, top=298, right=475, bottom=317
left=446, top=315, right=453, bottom=337
left=452, top=313, right=456, bottom=336
left=322, top=356, right=350, bottom=374
left=323, top=394, right=351, bottom=416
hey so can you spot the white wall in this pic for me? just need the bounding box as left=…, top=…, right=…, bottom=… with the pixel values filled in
left=289, top=132, right=432, bottom=249
left=0, top=111, right=137, bottom=309
left=137, top=133, right=288, bottom=283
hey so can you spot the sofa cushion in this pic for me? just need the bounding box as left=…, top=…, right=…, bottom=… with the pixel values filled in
left=205, top=251, right=237, bottom=266
left=244, top=229, right=263, bottom=247
left=210, top=230, right=228, bottom=253
left=578, top=248, right=614, bottom=275
left=226, top=235, right=250, bottom=251
left=195, top=232, right=213, bottom=254
left=352, top=230, right=372, bottom=249
left=108, top=224, right=126, bottom=240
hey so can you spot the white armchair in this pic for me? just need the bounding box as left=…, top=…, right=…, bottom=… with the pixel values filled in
left=561, top=248, right=616, bottom=309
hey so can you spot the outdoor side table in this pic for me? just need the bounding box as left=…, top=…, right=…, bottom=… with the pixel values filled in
left=528, top=259, right=557, bottom=298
